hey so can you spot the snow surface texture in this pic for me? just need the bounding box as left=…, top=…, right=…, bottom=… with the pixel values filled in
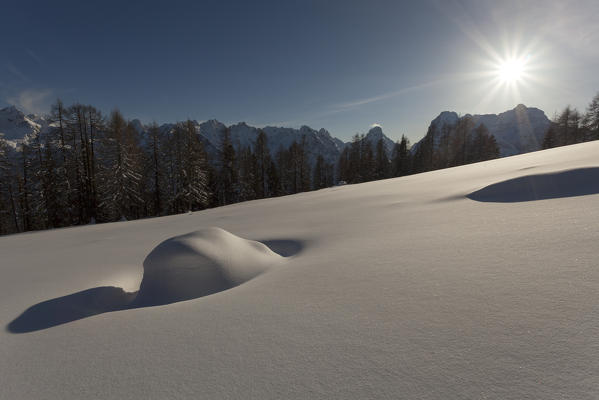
left=2, top=142, right=599, bottom=399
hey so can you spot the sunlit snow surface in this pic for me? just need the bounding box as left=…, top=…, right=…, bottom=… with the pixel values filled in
left=2, top=142, right=599, bottom=399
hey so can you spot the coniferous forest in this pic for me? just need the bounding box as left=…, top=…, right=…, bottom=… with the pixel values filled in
left=1, top=92, right=598, bottom=236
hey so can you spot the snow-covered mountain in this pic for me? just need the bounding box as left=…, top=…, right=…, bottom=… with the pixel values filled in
left=0, top=106, right=48, bottom=143
left=413, top=104, right=551, bottom=157
left=0, top=106, right=397, bottom=167
left=126, top=119, right=386, bottom=167
left=360, top=126, right=396, bottom=157
left=164, top=120, right=348, bottom=167
left=4, top=103, right=551, bottom=164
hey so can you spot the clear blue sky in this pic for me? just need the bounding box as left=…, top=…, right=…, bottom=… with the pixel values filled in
left=1, top=0, right=598, bottom=142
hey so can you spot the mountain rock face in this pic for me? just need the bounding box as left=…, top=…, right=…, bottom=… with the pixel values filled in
left=413, top=105, right=551, bottom=157
left=4, top=104, right=550, bottom=167
left=0, top=107, right=363, bottom=167
left=0, top=106, right=48, bottom=142
left=360, top=126, right=396, bottom=158
left=470, top=105, right=551, bottom=156
left=192, top=120, right=347, bottom=166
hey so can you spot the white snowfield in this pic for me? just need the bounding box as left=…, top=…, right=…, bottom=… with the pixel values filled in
left=2, top=142, right=599, bottom=399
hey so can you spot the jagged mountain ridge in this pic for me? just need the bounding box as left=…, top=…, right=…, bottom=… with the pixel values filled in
left=1, top=104, right=552, bottom=166
left=413, top=104, right=551, bottom=157
left=356, top=126, right=396, bottom=158
left=0, top=106, right=394, bottom=167
left=191, top=120, right=347, bottom=167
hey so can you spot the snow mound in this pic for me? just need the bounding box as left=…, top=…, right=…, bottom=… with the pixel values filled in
left=467, top=167, right=599, bottom=202
left=133, top=227, right=284, bottom=306
left=7, top=228, right=290, bottom=332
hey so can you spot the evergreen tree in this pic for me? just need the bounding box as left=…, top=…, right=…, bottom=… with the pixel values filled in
left=48, top=99, right=74, bottom=224
left=254, top=130, right=270, bottom=198
left=64, top=104, right=103, bottom=223
left=412, top=125, right=435, bottom=173
left=144, top=122, right=165, bottom=216
left=347, top=134, right=363, bottom=183
left=98, top=111, right=143, bottom=221
left=583, top=92, right=599, bottom=140
left=542, top=124, right=558, bottom=149
left=373, top=138, right=389, bottom=180
left=267, top=159, right=280, bottom=196
left=435, top=123, right=452, bottom=169
left=313, top=154, right=327, bottom=189
left=482, top=133, right=500, bottom=160
left=40, top=136, right=62, bottom=227
left=467, top=124, right=498, bottom=163
left=450, top=116, right=474, bottom=166
left=238, top=146, right=257, bottom=201
left=0, top=135, right=20, bottom=234
left=337, top=147, right=350, bottom=183
left=360, top=138, right=375, bottom=181
left=24, top=130, right=47, bottom=229
left=555, top=106, right=577, bottom=145
left=286, top=137, right=311, bottom=192
left=217, top=127, right=237, bottom=205
left=27, top=129, right=62, bottom=229
left=391, top=135, right=411, bottom=177
left=276, top=145, right=294, bottom=194
left=18, top=142, right=33, bottom=231
left=167, top=120, right=210, bottom=212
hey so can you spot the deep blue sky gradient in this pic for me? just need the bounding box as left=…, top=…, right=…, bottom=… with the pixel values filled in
left=1, top=0, right=598, bottom=142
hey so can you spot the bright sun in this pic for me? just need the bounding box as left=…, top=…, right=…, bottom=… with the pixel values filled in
left=496, top=56, right=528, bottom=84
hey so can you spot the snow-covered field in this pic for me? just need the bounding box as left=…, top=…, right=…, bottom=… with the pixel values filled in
left=2, top=142, right=599, bottom=399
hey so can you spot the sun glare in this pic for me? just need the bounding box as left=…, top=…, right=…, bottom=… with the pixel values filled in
left=496, top=56, right=527, bottom=84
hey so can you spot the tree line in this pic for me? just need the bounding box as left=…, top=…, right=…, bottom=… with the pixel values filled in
left=4, top=93, right=595, bottom=236
left=542, top=92, right=599, bottom=149
left=337, top=116, right=500, bottom=185
left=0, top=100, right=333, bottom=235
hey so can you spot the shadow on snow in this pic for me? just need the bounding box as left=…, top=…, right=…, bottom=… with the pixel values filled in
left=7, top=232, right=305, bottom=334
left=467, top=167, right=599, bottom=203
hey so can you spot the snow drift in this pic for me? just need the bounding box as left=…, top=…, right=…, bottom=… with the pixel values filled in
left=134, top=227, right=285, bottom=306
left=8, top=227, right=288, bottom=332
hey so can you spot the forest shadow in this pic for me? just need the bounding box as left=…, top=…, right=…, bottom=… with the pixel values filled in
left=7, top=234, right=304, bottom=334
left=467, top=167, right=599, bottom=203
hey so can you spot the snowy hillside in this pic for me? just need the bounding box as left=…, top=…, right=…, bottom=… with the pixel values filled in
left=2, top=141, right=599, bottom=399
left=413, top=104, right=551, bottom=156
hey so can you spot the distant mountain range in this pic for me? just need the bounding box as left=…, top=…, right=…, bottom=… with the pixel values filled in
left=0, top=104, right=552, bottom=165
left=412, top=104, right=551, bottom=157
left=0, top=106, right=394, bottom=166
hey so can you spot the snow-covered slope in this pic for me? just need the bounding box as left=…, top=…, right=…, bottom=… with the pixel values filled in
left=414, top=104, right=551, bottom=156
left=2, top=141, right=599, bottom=399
